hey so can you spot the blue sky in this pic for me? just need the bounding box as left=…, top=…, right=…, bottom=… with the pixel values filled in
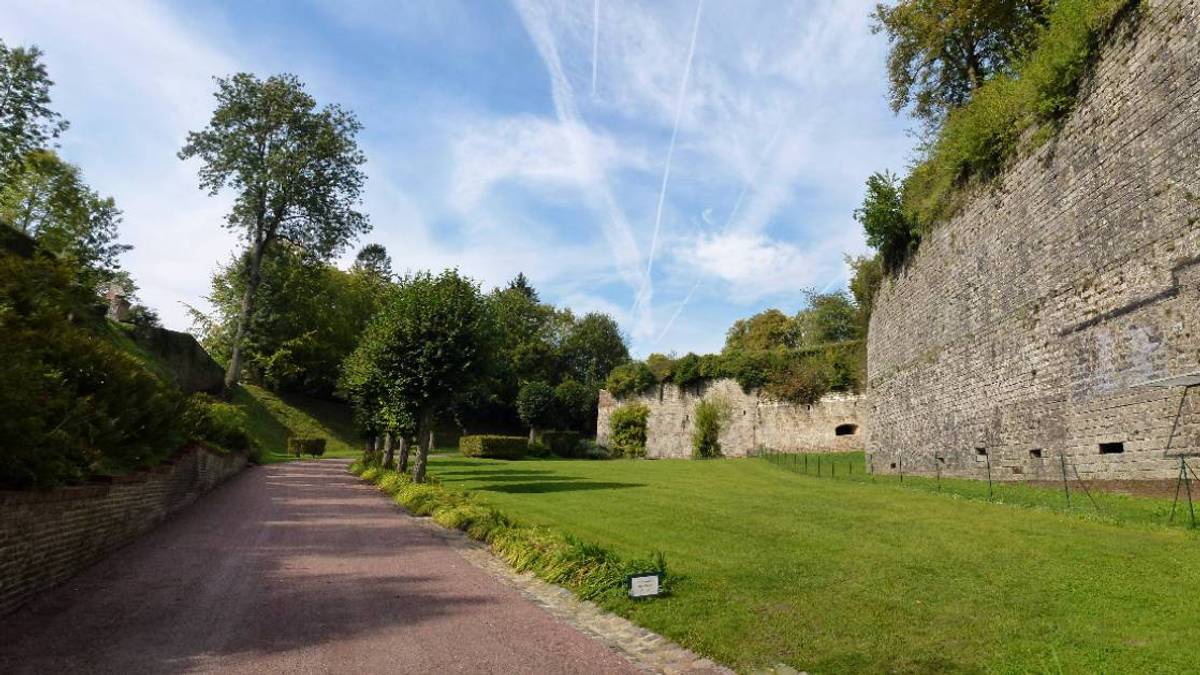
left=3, top=0, right=914, bottom=356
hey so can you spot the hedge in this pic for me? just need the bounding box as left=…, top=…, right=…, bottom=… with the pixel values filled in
left=288, top=437, right=327, bottom=458
left=539, top=430, right=582, bottom=457
left=460, top=435, right=527, bottom=459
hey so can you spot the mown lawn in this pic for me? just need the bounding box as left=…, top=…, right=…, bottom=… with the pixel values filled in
left=234, top=384, right=361, bottom=462
left=426, top=454, right=1200, bottom=673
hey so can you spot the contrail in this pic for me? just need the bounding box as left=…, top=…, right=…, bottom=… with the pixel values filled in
left=633, top=0, right=703, bottom=318
left=653, top=119, right=785, bottom=346
left=591, top=0, right=599, bottom=97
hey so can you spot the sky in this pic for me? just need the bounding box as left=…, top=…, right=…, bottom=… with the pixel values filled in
left=3, top=0, right=914, bottom=356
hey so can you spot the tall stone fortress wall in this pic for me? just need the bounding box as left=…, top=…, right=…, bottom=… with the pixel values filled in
left=867, top=0, right=1200, bottom=481
left=597, top=379, right=865, bottom=459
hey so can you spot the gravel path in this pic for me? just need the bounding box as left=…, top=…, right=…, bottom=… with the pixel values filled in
left=0, top=459, right=640, bottom=674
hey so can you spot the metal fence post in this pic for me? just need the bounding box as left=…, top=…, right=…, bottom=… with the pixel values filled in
left=1059, top=451, right=1071, bottom=509
left=985, top=452, right=993, bottom=500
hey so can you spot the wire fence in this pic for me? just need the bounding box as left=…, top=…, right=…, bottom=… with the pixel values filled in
left=756, top=448, right=1199, bottom=531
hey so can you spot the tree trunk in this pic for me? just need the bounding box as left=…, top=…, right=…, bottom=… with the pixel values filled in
left=528, top=427, right=537, bottom=445
left=397, top=435, right=410, bottom=473
left=223, top=237, right=267, bottom=397
left=383, top=432, right=395, bottom=468
left=412, top=408, right=434, bottom=483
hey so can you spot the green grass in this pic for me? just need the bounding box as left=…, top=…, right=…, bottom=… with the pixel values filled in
left=425, top=454, right=1200, bottom=673
left=234, top=383, right=361, bottom=462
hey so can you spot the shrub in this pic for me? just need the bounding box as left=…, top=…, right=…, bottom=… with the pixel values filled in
left=670, top=353, right=704, bottom=387
left=553, top=379, right=596, bottom=432
left=609, top=402, right=650, bottom=458
left=287, top=437, right=327, bottom=458
left=181, top=393, right=253, bottom=454
left=763, top=357, right=834, bottom=405
left=460, top=434, right=527, bottom=459
left=692, top=398, right=730, bottom=459
left=540, top=430, right=582, bottom=457
left=517, top=380, right=557, bottom=436
left=604, top=361, right=655, bottom=398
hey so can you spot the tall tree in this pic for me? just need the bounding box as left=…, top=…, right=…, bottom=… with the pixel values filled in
left=854, top=170, right=918, bottom=270
left=559, top=312, right=629, bottom=387
left=794, top=291, right=862, bottom=346
left=507, top=272, right=538, bottom=302
left=723, top=309, right=796, bottom=354
left=179, top=73, right=369, bottom=394
left=872, top=0, right=1048, bottom=125
left=0, top=40, right=68, bottom=176
left=346, top=270, right=489, bottom=482
left=353, top=242, right=392, bottom=279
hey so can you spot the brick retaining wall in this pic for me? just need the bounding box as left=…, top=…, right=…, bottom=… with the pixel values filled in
left=0, top=445, right=246, bottom=616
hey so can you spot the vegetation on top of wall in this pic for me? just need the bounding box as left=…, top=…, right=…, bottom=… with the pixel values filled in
left=862, top=0, right=1138, bottom=270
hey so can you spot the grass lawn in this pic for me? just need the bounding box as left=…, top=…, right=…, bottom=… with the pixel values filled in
left=234, top=383, right=361, bottom=462
left=426, top=454, right=1200, bottom=673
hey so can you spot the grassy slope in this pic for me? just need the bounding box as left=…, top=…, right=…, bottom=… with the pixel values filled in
left=234, top=383, right=361, bottom=462
left=426, top=454, right=1200, bottom=673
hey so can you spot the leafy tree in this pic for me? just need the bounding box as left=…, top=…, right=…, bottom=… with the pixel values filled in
left=645, top=353, right=675, bottom=383
left=723, top=308, right=795, bottom=354
left=0, top=150, right=128, bottom=282
left=794, top=291, right=861, bottom=346
left=507, top=272, right=538, bottom=302
left=345, top=269, right=489, bottom=482
left=554, top=379, right=596, bottom=433
left=516, top=380, right=557, bottom=444
left=180, top=73, right=369, bottom=394
left=847, top=254, right=884, bottom=330
left=353, top=242, right=392, bottom=279
left=692, top=398, right=730, bottom=458
left=604, top=361, right=656, bottom=398
left=855, top=171, right=919, bottom=271
left=872, top=0, right=1049, bottom=126
left=559, top=312, right=629, bottom=387
left=0, top=40, right=68, bottom=176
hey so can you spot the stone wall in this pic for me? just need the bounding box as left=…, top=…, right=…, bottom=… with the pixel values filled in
left=867, top=0, right=1200, bottom=481
left=0, top=445, right=246, bottom=616
left=131, top=326, right=225, bottom=394
left=597, top=379, right=865, bottom=458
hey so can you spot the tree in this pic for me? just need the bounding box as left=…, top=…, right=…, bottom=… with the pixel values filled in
left=180, top=73, right=369, bottom=395
left=872, top=0, right=1048, bottom=126
left=346, top=269, right=489, bottom=483
left=723, top=309, right=795, bottom=354
left=517, top=380, right=557, bottom=444
left=0, top=150, right=128, bottom=282
left=559, top=312, right=629, bottom=387
left=847, top=254, right=884, bottom=331
left=507, top=272, right=538, bottom=302
left=855, top=171, right=918, bottom=271
left=794, top=291, right=861, bottom=346
left=0, top=40, right=68, bottom=176
left=353, top=243, right=392, bottom=279
left=554, top=379, right=597, bottom=433
left=645, top=353, right=675, bottom=383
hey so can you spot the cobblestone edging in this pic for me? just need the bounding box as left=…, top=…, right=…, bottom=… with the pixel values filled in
left=406, top=513, right=732, bottom=674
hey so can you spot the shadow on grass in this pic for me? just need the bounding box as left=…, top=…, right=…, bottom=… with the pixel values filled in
left=437, top=469, right=560, bottom=478
left=474, top=481, right=645, bottom=494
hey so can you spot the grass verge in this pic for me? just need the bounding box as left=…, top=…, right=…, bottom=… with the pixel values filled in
left=234, top=384, right=361, bottom=462
left=350, top=461, right=667, bottom=604
left=421, top=453, right=1200, bottom=673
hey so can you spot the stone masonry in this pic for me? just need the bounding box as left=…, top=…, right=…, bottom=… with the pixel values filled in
left=597, top=379, right=865, bottom=459
left=867, top=0, right=1200, bottom=481
left=0, top=445, right=246, bottom=616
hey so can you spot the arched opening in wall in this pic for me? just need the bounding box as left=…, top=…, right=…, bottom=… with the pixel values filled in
left=835, top=424, right=858, bottom=436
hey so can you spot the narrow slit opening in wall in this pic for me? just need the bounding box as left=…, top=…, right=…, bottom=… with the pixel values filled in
left=1029, top=448, right=1043, bottom=459
left=890, top=462, right=897, bottom=469
left=976, top=447, right=987, bottom=456
left=1099, top=442, right=1125, bottom=454
left=835, top=423, right=858, bottom=436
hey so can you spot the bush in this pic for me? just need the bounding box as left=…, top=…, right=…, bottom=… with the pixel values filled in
left=763, top=357, right=834, bottom=405
left=540, top=430, right=582, bottom=457
left=287, top=437, right=327, bottom=458
left=605, top=361, right=655, bottom=398
left=181, top=393, right=253, bottom=454
left=553, top=379, right=596, bottom=432
left=460, top=434, right=527, bottom=459
left=692, top=398, right=730, bottom=459
left=609, top=402, right=649, bottom=458
left=581, top=440, right=613, bottom=460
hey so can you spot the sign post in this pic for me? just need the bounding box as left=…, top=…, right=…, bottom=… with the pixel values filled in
left=627, top=572, right=662, bottom=599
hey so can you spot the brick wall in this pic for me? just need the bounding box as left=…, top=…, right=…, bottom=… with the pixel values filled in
left=597, top=379, right=865, bottom=458
left=0, top=445, right=246, bottom=616
left=867, top=0, right=1200, bottom=481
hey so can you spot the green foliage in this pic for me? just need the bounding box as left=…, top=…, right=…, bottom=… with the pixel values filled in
left=846, top=254, right=884, bottom=329
left=540, top=430, right=583, bottom=458
left=355, top=465, right=667, bottom=603
left=762, top=355, right=835, bottom=405
left=553, top=379, right=596, bottom=432
left=459, top=435, right=528, bottom=459
left=872, top=0, right=1048, bottom=125
left=794, top=291, right=862, bottom=346
left=287, top=437, right=327, bottom=458
left=0, top=249, right=181, bottom=489
left=516, top=380, right=557, bottom=431
left=691, top=398, right=730, bottom=459
left=723, top=308, right=795, bottom=353
left=0, top=40, right=68, bottom=176
left=559, top=312, right=630, bottom=387
left=181, top=393, right=253, bottom=454
left=352, top=242, right=392, bottom=279
left=854, top=171, right=919, bottom=271
left=670, top=353, right=704, bottom=388
left=645, top=353, right=674, bottom=383
left=609, top=402, right=650, bottom=458
left=605, top=361, right=656, bottom=398
left=877, top=0, right=1136, bottom=249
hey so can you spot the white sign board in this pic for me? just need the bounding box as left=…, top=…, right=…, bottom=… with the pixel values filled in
left=628, top=574, right=661, bottom=598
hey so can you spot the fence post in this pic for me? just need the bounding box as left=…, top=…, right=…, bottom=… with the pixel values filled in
left=1059, top=451, right=1071, bottom=509
left=804, top=454, right=809, bottom=474
left=899, top=456, right=904, bottom=484
left=1186, top=458, right=1197, bottom=528
left=936, top=458, right=941, bottom=492
left=985, top=452, right=993, bottom=500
